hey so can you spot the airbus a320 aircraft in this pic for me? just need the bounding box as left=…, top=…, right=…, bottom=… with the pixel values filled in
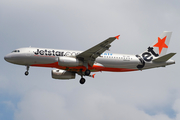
left=4, top=31, right=176, bottom=84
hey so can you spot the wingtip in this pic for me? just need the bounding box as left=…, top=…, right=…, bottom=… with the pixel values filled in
left=115, top=35, right=120, bottom=40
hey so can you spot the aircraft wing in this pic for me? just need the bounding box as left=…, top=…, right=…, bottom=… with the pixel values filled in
left=76, top=35, right=120, bottom=66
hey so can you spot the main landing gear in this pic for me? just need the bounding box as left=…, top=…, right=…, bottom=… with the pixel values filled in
left=84, top=69, right=91, bottom=76
left=79, top=69, right=91, bottom=84
left=25, top=65, right=29, bottom=76
left=80, top=78, right=86, bottom=84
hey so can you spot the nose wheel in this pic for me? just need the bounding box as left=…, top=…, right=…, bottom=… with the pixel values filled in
left=25, top=65, right=29, bottom=76
left=25, top=71, right=29, bottom=76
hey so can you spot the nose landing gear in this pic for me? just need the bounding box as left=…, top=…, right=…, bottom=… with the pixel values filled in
left=25, top=65, right=29, bottom=76
left=25, top=71, right=29, bottom=76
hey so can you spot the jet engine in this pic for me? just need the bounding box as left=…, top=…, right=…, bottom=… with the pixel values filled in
left=58, top=56, right=83, bottom=67
left=51, top=69, right=76, bottom=79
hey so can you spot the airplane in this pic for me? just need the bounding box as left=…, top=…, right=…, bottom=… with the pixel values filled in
left=4, top=31, right=176, bottom=84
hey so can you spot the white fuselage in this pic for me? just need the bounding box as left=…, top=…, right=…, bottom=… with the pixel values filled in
left=4, top=32, right=176, bottom=84
left=4, top=47, right=175, bottom=73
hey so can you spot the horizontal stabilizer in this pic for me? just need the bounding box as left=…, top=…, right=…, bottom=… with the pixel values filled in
left=153, top=53, right=176, bottom=62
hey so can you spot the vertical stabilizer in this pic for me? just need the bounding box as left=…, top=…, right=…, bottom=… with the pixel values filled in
left=136, top=31, right=173, bottom=69
left=148, top=31, right=172, bottom=57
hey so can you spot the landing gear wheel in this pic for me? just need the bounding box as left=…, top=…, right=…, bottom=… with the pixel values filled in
left=85, top=69, right=91, bottom=76
left=80, top=78, right=86, bottom=84
left=25, top=71, right=29, bottom=76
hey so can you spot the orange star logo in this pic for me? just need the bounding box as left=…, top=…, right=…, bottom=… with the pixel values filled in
left=153, top=36, right=168, bottom=54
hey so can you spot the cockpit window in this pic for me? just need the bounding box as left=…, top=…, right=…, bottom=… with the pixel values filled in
left=11, top=50, right=20, bottom=53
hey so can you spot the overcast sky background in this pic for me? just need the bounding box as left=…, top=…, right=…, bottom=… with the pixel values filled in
left=0, top=0, right=180, bottom=120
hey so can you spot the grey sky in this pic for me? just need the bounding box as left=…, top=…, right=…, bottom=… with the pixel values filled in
left=1, top=0, right=180, bottom=120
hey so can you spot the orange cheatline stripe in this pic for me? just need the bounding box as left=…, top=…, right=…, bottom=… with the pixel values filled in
left=31, top=62, right=137, bottom=72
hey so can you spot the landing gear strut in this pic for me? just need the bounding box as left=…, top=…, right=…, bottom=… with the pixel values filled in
left=25, top=65, right=29, bottom=76
left=79, top=69, right=86, bottom=84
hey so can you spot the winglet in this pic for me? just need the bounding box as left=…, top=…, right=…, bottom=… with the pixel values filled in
left=92, top=74, right=95, bottom=78
left=89, top=74, right=96, bottom=78
left=115, top=35, right=120, bottom=40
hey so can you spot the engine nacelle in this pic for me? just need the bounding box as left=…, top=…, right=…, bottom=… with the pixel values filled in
left=58, top=56, right=83, bottom=67
left=51, top=69, right=76, bottom=79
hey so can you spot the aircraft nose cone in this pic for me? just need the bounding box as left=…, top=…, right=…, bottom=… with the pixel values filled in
left=4, top=54, right=11, bottom=62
